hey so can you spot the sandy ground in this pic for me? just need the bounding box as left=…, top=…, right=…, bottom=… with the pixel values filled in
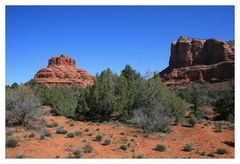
left=6, top=115, right=234, bottom=158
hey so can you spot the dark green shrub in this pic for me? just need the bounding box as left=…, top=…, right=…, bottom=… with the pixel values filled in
left=207, top=152, right=215, bottom=157
left=66, top=132, right=75, bottom=138
left=56, top=126, right=68, bottom=134
left=183, top=143, right=194, bottom=152
left=102, top=137, right=112, bottom=146
left=215, top=123, right=222, bottom=132
left=83, top=143, right=93, bottom=153
left=94, top=133, right=103, bottom=141
left=214, top=89, right=234, bottom=122
left=6, top=137, right=18, bottom=148
left=154, top=144, right=166, bottom=152
left=36, top=87, right=79, bottom=117
left=120, top=144, right=128, bottom=151
left=75, top=130, right=82, bottom=136
left=188, top=115, right=197, bottom=127
left=216, top=148, right=228, bottom=154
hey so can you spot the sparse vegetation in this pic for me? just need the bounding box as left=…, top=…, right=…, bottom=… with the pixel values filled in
left=207, top=152, right=215, bottom=157
left=6, top=136, right=18, bottom=148
left=120, top=144, right=128, bottom=151
left=94, top=133, right=103, bottom=141
left=215, top=123, right=223, bottom=132
left=188, top=115, right=197, bottom=127
left=83, top=143, right=93, bottom=153
left=75, top=130, right=82, bottom=136
left=6, top=86, right=42, bottom=126
left=56, top=125, right=68, bottom=134
left=102, top=137, right=112, bottom=146
left=183, top=143, right=194, bottom=152
left=39, top=127, right=52, bottom=137
left=216, top=148, right=228, bottom=154
left=154, top=144, right=166, bottom=152
left=66, top=131, right=75, bottom=138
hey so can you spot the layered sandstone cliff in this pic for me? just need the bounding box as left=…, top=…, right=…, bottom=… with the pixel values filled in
left=34, top=54, right=93, bottom=87
left=160, top=36, right=234, bottom=87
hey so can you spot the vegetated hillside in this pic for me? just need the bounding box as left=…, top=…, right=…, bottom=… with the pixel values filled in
left=6, top=64, right=234, bottom=158
left=159, top=36, right=234, bottom=89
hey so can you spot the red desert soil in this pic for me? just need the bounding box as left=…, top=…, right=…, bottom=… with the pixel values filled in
left=6, top=115, right=234, bottom=158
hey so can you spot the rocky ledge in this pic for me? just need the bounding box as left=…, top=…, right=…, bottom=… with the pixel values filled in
left=159, top=36, right=234, bottom=88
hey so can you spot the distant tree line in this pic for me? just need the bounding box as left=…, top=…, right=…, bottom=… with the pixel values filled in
left=6, top=65, right=234, bottom=133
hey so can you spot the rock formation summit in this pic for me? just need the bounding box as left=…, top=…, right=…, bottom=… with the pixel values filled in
left=159, top=36, right=234, bottom=88
left=34, top=54, right=93, bottom=87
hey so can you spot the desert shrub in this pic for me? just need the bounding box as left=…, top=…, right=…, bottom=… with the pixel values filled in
left=102, top=137, right=112, bottom=145
left=16, top=154, right=26, bottom=158
left=177, top=85, right=205, bottom=118
left=84, top=128, right=89, bottom=132
left=215, top=123, right=222, bottom=132
left=86, top=69, right=119, bottom=121
left=46, top=122, right=58, bottom=128
left=75, top=130, right=82, bottom=136
left=66, top=132, right=75, bottom=138
left=183, top=143, right=194, bottom=152
left=75, top=88, right=91, bottom=120
left=120, top=144, right=128, bottom=151
left=72, top=148, right=82, bottom=158
left=56, top=126, right=68, bottom=134
left=216, top=148, right=228, bottom=154
left=214, top=89, right=234, bottom=122
left=130, top=105, right=171, bottom=133
left=83, top=143, right=93, bottom=153
left=188, top=115, right=197, bottom=127
left=6, top=136, right=18, bottom=148
left=96, top=128, right=100, bottom=131
left=154, top=144, right=166, bottom=152
left=94, top=133, right=103, bottom=141
left=6, top=86, right=42, bottom=126
left=39, top=127, right=52, bottom=137
left=87, top=132, right=93, bottom=136
left=35, top=87, right=79, bottom=117
left=6, top=128, right=16, bottom=136
left=207, top=152, right=215, bottom=157
left=131, top=76, right=186, bottom=132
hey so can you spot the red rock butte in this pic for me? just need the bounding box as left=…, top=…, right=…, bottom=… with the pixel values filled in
left=34, top=54, right=93, bottom=87
left=159, top=36, right=234, bottom=88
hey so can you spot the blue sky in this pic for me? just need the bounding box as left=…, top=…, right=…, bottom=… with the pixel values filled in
left=6, top=6, right=234, bottom=85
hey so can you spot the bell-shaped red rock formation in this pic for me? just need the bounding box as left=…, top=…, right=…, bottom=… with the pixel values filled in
left=34, top=54, right=93, bottom=87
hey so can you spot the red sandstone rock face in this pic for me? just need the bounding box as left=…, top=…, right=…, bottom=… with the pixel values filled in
left=34, top=54, right=93, bottom=87
left=160, top=36, right=234, bottom=87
